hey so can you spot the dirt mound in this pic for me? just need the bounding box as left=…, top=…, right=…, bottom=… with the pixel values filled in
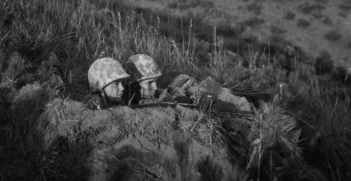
left=30, top=98, right=236, bottom=180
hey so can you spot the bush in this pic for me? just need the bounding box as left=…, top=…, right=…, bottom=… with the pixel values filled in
left=285, top=11, right=296, bottom=20
left=314, top=50, right=333, bottom=75
left=324, top=30, right=342, bottom=42
left=246, top=2, right=262, bottom=15
left=339, top=1, right=351, bottom=11
left=298, top=3, right=325, bottom=14
left=297, top=18, right=311, bottom=28
left=237, top=17, right=265, bottom=28
left=1, top=0, right=351, bottom=180
left=200, top=1, right=214, bottom=9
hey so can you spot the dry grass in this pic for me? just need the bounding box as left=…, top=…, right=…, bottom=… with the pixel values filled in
left=0, top=0, right=351, bottom=180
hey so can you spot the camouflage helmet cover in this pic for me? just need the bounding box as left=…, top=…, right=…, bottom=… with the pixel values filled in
left=125, top=54, right=162, bottom=82
left=88, top=57, right=130, bottom=92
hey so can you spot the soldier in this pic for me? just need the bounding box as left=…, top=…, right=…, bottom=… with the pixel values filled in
left=123, top=54, right=251, bottom=112
left=123, top=54, right=162, bottom=105
left=82, top=57, right=130, bottom=109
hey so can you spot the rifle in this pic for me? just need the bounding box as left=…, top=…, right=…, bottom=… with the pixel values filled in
left=130, top=100, right=197, bottom=109
left=129, top=98, right=254, bottom=122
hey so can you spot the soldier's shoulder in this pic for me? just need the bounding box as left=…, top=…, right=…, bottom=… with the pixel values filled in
left=82, top=92, right=104, bottom=110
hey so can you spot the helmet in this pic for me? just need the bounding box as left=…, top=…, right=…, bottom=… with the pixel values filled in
left=88, top=57, right=130, bottom=92
left=125, top=54, right=162, bottom=82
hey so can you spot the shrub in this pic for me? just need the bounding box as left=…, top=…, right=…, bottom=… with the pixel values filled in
left=200, top=1, right=214, bottom=9
left=297, top=18, right=311, bottom=28
left=270, top=25, right=287, bottom=34
left=285, top=11, right=296, bottom=20
left=324, top=30, right=342, bottom=42
left=298, top=3, right=325, bottom=14
left=1, top=0, right=351, bottom=180
left=237, top=17, right=265, bottom=28
left=196, top=156, right=223, bottom=181
left=246, top=2, right=262, bottom=15
left=168, top=2, right=178, bottom=9
left=338, top=11, right=348, bottom=18
left=321, top=15, right=333, bottom=25
left=339, top=2, right=351, bottom=11
left=314, top=50, right=333, bottom=75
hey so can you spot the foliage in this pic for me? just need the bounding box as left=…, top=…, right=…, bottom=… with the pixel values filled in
left=0, top=0, right=351, bottom=180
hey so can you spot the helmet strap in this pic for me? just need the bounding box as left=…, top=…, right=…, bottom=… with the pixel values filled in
left=101, top=89, right=111, bottom=108
left=127, top=84, right=134, bottom=106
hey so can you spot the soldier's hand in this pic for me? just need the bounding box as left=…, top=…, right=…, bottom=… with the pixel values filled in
left=174, top=96, right=191, bottom=104
left=197, top=92, right=215, bottom=113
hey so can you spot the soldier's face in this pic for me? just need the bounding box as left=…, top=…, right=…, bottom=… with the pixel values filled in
left=139, top=78, right=158, bottom=99
left=104, top=82, right=124, bottom=101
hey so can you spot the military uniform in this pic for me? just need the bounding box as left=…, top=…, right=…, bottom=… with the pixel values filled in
left=158, top=74, right=251, bottom=112
left=83, top=92, right=126, bottom=110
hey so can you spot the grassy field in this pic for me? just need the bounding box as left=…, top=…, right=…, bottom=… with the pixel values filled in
left=0, top=0, right=351, bottom=180
left=123, top=0, right=351, bottom=74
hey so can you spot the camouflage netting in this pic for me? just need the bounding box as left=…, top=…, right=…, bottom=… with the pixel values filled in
left=30, top=98, right=237, bottom=181
left=8, top=84, right=58, bottom=149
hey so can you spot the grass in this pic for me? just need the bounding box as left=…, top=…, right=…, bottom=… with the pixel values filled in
left=0, top=0, right=351, bottom=180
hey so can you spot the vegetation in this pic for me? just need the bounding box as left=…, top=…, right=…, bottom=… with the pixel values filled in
left=1, top=0, right=351, bottom=180
left=296, top=18, right=311, bottom=28
left=298, top=3, right=325, bottom=15
left=285, top=11, right=296, bottom=20
left=324, top=29, right=342, bottom=42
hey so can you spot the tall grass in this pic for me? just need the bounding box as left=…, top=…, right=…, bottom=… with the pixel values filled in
left=0, top=0, right=351, bottom=180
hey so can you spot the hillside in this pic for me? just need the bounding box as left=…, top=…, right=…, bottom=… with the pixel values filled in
left=1, top=0, right=351, bottom=180
left=123, top=0, right=351, bottom=74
